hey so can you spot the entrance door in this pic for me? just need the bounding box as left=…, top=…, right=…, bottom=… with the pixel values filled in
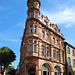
left=28, top=68, right=35, bottom=75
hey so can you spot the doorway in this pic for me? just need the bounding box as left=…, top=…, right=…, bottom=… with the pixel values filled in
left=28, top=68, right=35, bottom=75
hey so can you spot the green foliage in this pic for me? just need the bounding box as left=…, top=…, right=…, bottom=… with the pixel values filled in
left=6, top=66, right=16, bottom=75
left=0, top=46, right=16, bottom=68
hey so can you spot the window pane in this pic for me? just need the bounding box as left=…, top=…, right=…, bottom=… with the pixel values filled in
left=34, top=26, right=37, bottom=33
left=57, top=52, right=59, bottom=60
left=53, top=38, right=55, bottom=44
left=72, top=50, right=74, bottom=56
left=42, top=32, right=44, bottom=38
left=29, top=40, right=32, bottom=52
left=56, top=40, right=58, bottom=45
left=30, top=12, right=33, bottom=18
left=34, top=41, right=36, bottom=52
left=47, top=34, right=49, bottom=40
left=35, top=12, right=37, bottom=18
left=53, top=51, right=55, bottom=58
left=67, top=47, right=70, bottom=54
left=30, top=25, right=33, bottom=33
left=73, top=60, right=75, bottom=67
left=41, top=45, right=44, bottom=55
left=46, top=47, right=49, bottom=56
left=68, top=57, right=70, bottom=65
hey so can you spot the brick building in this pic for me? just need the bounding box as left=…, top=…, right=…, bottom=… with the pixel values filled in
left=19, top=0, right=66, bottom=75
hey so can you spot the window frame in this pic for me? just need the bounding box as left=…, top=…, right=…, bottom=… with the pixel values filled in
left=30, top=12, right=33, bottom=18
left=30, top=25, right=33, bottom=33
left=29, top=40, right=32, bottom=52
left=41, top=45, right=44, bottom=55
left=34, top=41, right=37, bottom=52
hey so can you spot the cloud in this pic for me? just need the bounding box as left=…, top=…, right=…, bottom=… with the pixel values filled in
left=64, top=24, right=72, bottom=28
left=17, top=22, right=25, bottom=28
left=0, top=7, right=9, bottom=11
left=41, top=6, right=75, bottom=28
left=6, top=39, right=20, bottom=42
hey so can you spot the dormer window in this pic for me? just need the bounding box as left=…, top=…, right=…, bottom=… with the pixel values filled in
left=30, top=12, right=33, bottom=18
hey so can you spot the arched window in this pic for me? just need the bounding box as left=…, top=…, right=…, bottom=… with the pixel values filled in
left=56, top=40, right=58, bottom=46
left=46, top=47, right=49, bottom=56
left=54, top=66, right=60, bottom=75
left=41, top=45, right=44, bottom=55
left=30, top=25, right=33, bottom=33
left=42, top=64, right=50, bottom=75
left=67, top=47, right=70, bottom=54
left=34, top=41, right=36, bottom=52
left=29, top=40, right=32, bottom=52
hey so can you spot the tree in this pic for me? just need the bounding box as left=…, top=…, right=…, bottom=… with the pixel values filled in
left=6, top=65, right=16, bottom=75
left=0, top=46, right=16, bottom=75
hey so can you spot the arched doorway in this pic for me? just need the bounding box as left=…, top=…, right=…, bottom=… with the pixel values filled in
left=42, top=64, right=50, bottom=75
left=54, top=66, right=60, bottom=75
left=28, top=68, right=35, bottom=75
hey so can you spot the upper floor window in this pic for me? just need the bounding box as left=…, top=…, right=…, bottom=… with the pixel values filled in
left=30, top=25, right=33, bottom=33
left=29, top=40, right=32, bottom=52
left=57, top=52, right=59, bottom=60
left=68, top=57, right=71, bottom=65
left=46, top=34, right=49, bottom=40
left=42, top=31, right=44, bottom=38
left=73, top=59, right=75, bottom=67
left=30, top=12, right=33, bottom=18
left=35, top=12, right=37, bottom=18
left=67, top=47, right=70, bottom=54
left=56, top=40, right=58, bottom=46
left=72, top=50, right=75, bottom=56
left=34, top=41, right=36, bottom=52
left=46, top=47, right=49, bottom=56
left=41, top=45, right=44, bottom=55
left=34, top=26, right=37, bottom=33
left=53, top=38, right=55, bottom=44
left=53, top=50, right=55, bottom=58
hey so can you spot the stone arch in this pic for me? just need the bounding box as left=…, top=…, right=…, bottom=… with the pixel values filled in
left=54, top=65, right=61, bottom=75
left=41, top=61, right=53, bottom=72
left=41, top=62, right=54, bottom=75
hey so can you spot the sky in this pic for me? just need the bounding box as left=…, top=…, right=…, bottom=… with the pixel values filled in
left=0, top=0, right=75, bottom=69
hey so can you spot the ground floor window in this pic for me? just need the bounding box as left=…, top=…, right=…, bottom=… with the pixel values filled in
left=54, top=66, right=60, bottom=75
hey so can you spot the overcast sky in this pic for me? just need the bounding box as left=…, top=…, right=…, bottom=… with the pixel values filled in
left=0, top=0, right=75, bottom=69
